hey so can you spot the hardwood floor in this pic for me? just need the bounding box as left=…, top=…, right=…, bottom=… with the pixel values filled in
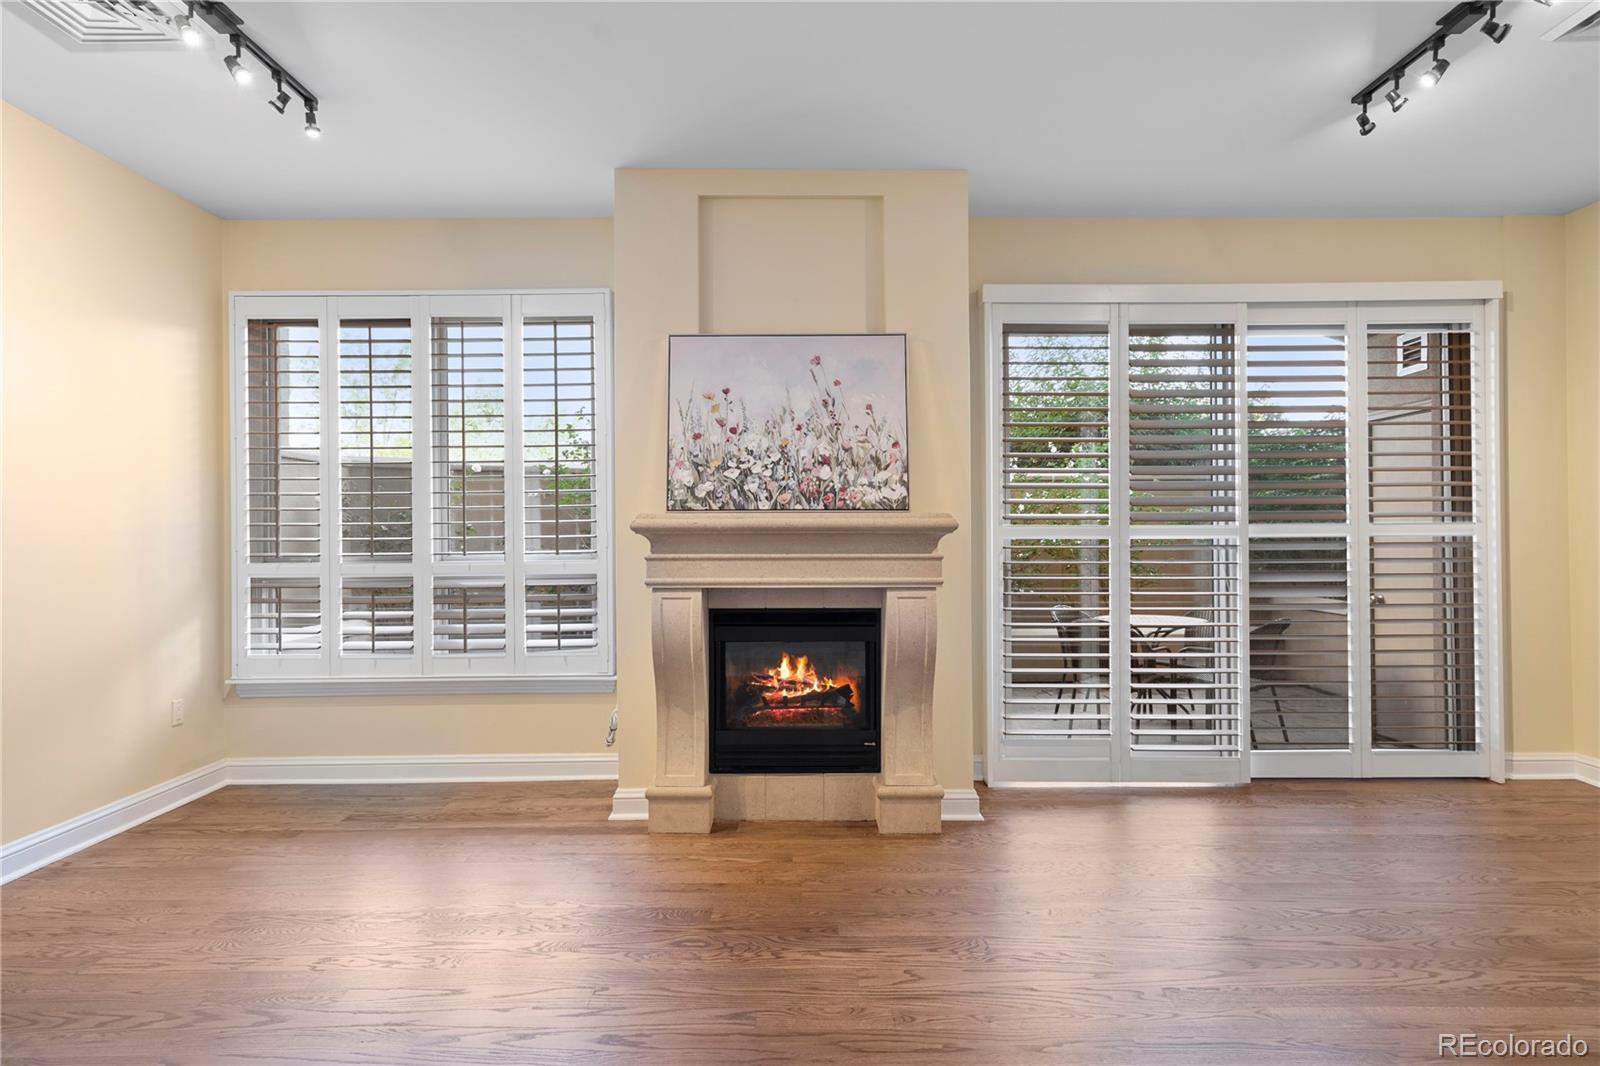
left=3, top=779, right=1596, bottom=1065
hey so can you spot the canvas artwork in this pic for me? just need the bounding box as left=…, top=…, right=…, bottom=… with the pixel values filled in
left=667, top=334, right=910, bottom=511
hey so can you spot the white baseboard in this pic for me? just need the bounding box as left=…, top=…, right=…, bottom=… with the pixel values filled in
left=3, top=753, right=616, bottom=885
left=228, top=752, right=618, bottom=785
left=608, top=787, right=649, bottom=821
left=941, top=787, right=985, bottom=821
left=1506, top=752, right=1600, bottom=786
left=1, top=759, right=230, bottom=885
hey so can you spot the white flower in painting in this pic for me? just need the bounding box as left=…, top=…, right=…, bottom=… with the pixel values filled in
left=880, top=481, right=907, bottom=502
left=694, top=481, right=714, bottom=498
left=816, top=464, right=833, bottom=482
left=724, top=467, right=741, bottom=480
left=744, top=475, right=762, bottom=494
left=672, top=465, right=695, bottom=487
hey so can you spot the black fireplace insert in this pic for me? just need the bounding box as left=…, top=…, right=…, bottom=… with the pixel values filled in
left=709, top=609, right=881, bottom=774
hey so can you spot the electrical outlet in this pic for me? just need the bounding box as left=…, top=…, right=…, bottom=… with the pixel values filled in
left=170, top=699, right=185, bottom=727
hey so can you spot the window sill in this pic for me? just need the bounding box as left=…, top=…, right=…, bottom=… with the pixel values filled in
left=228, top=675, right=617, bottom=699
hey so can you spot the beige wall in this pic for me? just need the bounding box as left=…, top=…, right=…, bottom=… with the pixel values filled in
left=971, top=216, right=1580, bottom=756
left=613, top=171, right=974, bottom=792
left=2, top=104, right=226, bottom=840
left=219, top=217, right=616, bottom=758
left=1566, top=203, right=1600, bottom=760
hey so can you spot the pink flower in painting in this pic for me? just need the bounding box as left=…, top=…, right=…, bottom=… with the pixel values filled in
left=721, top=386, right=731, bottom=396
left=794, top=423, right=803, bottom=432
left=728, top=425, right=740, bottom=436
left=847, top=487, right=863, bottom=507
left=832, top=378, right=841, bottom=387
left=865, top=403, right=874, bottom=415
left=692, top=431, right=703, bottom=441
left=891, top=440, right=900, bottom=449
left=822, top=492, right=836, bottom=509
left=715, top=416, right=727, bottom=428
left=701, top=392, right=714, bottom=401
left=809, top=355, right=822, bottom=366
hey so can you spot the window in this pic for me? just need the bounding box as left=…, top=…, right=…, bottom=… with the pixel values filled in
left=230, top=291, right=613, bottom=694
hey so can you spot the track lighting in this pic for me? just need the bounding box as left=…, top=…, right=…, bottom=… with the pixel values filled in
left=1480, top=3, right=1510, bottom=42
left=269, top=76, right=291, bottom=114
left=224, top=36, right=252, bottom=85
left=1418, top=50, right=1450, bottom=88
left=1351, top=1, right=1525, bottom=138
left=303, top=108, right=321, bottom=139
left=1385, top=77, right=1408, bottom=113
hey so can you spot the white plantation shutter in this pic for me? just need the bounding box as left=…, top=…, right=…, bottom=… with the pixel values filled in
left=249, top=578, right=321, bottom=655
left=231, top=291, right=613, bottom=691
left=1247, top=538, right=1352, bottom=751
left=1369, top=536, right=1480, bottom=752
left=1002, top=327, right=1112, bottom=524
left=1366, top=325, right=1475, bottom=523
left=246, top=320, right=321, bottom=562
left=1000, top=539, right=1112, bottom=738
left=1127, top=539, right=1242, bottom=753
left=525, top=581, right=600, bottom=651
left=432, top=317, right=506, bottom=557
left=433, top=579, right=508, bottom=655
left=1126, top=324, right=1239, bottom=525
left=339, top=318, right=414, bottom=559
left=524, top=317, right=597, bottom=553
left=1246, top=328, right=1349, bottom=523
left=341, top=580, right=415, bottom=656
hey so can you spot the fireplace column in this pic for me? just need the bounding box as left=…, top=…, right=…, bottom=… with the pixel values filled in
left=644, top=588, right=716, bottom=833
left=875, top=587, right=943, bottom=833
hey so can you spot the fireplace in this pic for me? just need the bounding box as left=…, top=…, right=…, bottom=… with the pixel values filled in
left=709, top=609, right=881, bottom=774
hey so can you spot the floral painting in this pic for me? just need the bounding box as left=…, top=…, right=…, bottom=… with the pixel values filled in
left=667, top=334, right=909, bottom=511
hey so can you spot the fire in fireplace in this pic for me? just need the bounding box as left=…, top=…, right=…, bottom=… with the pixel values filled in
left=710, top=609, right=880, bottom=773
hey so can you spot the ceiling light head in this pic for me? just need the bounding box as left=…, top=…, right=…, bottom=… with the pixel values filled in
left=1385, top=77, right=1408, bottom=113
left=270, top=76, right=291, bottom=114
left=1418, top=51, right=1449, bottom=89
left=1481, top=5, right=1511, bottom=43
left=303, top=108, right=321, bottom=139
left=224, top=38, right=253, bottom=85
left=174, top=12, right=202, bottom=48
left=1356, top=104, right=1376, bottom=137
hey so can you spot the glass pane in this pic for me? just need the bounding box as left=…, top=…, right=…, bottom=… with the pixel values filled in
left=524, top=317, right=596, bottom=554
left=1002, top=327, right=1111, bottom=524
left=1248, top=539, right=1352, bottom=751
left=1127, top=325, right=1239, bottom=525
left=1247, top=328, right=1348, bottom=522
left=1370, top=536, right=1478, bottom=751
left=1367, top=325, right=1474, bottom=522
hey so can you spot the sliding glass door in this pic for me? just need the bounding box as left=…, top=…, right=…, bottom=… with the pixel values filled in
left=985, top=289, right=1501, bottom=785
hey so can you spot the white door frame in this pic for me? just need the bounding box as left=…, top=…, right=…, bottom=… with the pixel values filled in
left=981, top=283, right=1506, bottom=787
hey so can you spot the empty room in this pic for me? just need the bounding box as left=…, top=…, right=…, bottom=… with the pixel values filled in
left=1, top=1, right=1597, bottom=1063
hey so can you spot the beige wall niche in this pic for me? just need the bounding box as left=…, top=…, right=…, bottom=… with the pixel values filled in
left=2, top=104, right=227, bottom=841
left=971, top=215, right=1578, bottom=758
left=613, top=170, right=974, bottom=796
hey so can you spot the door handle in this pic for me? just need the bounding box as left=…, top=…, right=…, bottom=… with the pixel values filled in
left=1370, top=592, right=1386, bottom=606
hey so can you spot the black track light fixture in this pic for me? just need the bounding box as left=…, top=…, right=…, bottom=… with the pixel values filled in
left=269, top=74, right=291, bottom=113
left=174, top=3, right=202, bottom=47
left=1385, top=76, right=1409, bottom=113
left=1418, top=48, right=1450, bottom=88
left=223, top=35, right=252, bottom=85
left=1481, top=3, right=1511, bottom=42
left=1351, top=1, right=1532, bottom=138
left=1356, top=102, right=1376, bottom=136
left=190, top=6, right=321, bottom=141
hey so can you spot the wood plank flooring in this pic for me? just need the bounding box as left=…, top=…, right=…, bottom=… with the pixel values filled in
left=3, top=779, right=1596, bottom=1065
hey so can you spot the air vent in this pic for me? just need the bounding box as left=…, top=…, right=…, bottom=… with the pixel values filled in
left=19, top=0, right=181, bottom=46
left=1541, top=1, right=1600, bottom=42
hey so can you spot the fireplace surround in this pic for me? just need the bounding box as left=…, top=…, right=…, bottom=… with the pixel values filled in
left=631, top=511, right=958, bottom=833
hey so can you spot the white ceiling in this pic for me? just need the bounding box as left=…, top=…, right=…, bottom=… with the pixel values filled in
left=3, top=1, right=1596, bottom=219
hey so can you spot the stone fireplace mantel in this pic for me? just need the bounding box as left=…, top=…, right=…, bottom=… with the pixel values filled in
left=631, top=511, right=958, bottom=834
